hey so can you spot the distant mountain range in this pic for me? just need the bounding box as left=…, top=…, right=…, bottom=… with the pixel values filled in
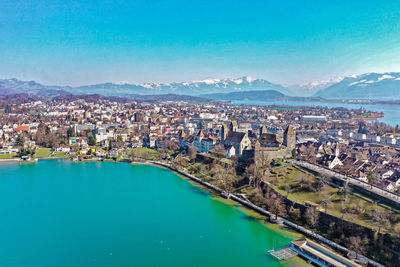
left=0, top=76, right=291, bottom=97
left=1, top=72, right=400, bottom=100
left=313, top=72, right=400, bottom=99
left=288, top=76, right=344, bottom=96
left=203, top=90, right=323, bottom=102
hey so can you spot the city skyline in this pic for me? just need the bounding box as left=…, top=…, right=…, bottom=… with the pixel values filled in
left=1, top=0, right=400, bottom=86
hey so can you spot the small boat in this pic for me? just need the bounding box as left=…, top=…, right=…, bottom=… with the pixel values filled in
left=19, top=156, right=38, bottom=164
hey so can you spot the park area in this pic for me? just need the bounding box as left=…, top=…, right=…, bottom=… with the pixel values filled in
left=256, top=164, right=400, bottom=234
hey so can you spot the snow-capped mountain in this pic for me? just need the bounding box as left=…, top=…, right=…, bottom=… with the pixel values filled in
left=3, top=73, right=400, bottom=100
left=314, top=72, right=400, bottom=99
left=289, top=77, right=344, bottom=96
left=73, top=76, right=291, bottom=96
left=0, top=76, right=291, bottom=97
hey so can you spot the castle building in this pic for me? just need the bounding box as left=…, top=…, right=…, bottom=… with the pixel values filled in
left=221, top=121, right=251, bottom=156
left=221, top=123, right=229, bottom=142
left=254, top=125, right=296, bottom=166
left=229, top=121, right=238, bottom=132
left=259, top=125, right=268, bottom=135
left=224, top=131, right=251, bottom=156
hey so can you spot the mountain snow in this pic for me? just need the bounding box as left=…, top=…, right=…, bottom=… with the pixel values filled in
left=0, top=76, right=290, bottom=97
left=314, top=72, right=400, bottom=99
left=2, top=73, right=400, bottom=100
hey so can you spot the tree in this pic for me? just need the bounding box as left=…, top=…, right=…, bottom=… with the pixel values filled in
left=304, top=207, right=319, bottom=228
left=188, top=146, right=197, bottom=161
left=393, top=223, right=400, bottom=237
left=339, top=182, right=351, bottom=206
left=367, top=170, right=376, bottom=188
left=211, top=164, right=236, bottom=191
left=284, top=182, right=292, bottom=198
left=289, top=207, right=301, bottom=222
left=67, top=127, right=75, bottom=138
left=164, top=139, right=179, bottom=151
left=296, top=173, right=314, bottom=192
left=88, top=135, right=96, bottom=146
left=347, top=236, right=366, bottom=259
left=291, top=148, right=297, bottom=159
left=16, top=134, right=24, bottom=147
left=266, top=195, right=286, bottom=220
left=320, top=190, right=333, bottom=213
left=371, top=209, right=390, bottom=234
left=245, top=163, right=255, bottom=179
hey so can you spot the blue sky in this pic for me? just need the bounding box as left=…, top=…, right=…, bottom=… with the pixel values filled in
left=1, top=0, right=400, bottom=86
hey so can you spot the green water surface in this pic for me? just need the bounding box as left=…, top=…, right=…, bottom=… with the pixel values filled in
left=0, top=160, right=307, bottom=266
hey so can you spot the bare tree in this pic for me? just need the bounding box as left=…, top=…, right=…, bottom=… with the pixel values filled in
left=266, top=195, right=286, bottom=220
left=367, top=170, right=376, bottom=188
left=320, top=190, right=333, bottom=213
left=346, top=236, right=366, bottom=259
left=245, top=163, right=256, bottom=186
left=209, top=164, right=236, bottom=191
left=393, top=223, right=400, bottom=238
left=371, top=209, right=390, bottom=234
left=187, top=146, right=198, bottom=161
left=304, top=207, right=319, bottom=228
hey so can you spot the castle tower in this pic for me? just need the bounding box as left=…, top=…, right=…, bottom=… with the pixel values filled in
left=254, top=140, right=261, bottom=167
left=229, top=121, right=238, bottom=132
left=221, top=124, right=229, bottom=142
left=259, top=125, right=267, bottom=135
left=283, top=125, right=296, bottom=150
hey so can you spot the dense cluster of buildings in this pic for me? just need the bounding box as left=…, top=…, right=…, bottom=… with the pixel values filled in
left=1, top=98, right=399, bottom=192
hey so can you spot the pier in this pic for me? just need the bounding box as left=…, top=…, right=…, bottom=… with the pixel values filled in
left=269, top=246, right=298, bottom=260
left=290, top=239, right=362, bottom=267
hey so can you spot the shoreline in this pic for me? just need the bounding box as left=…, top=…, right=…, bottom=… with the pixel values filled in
left=1, top=157, right=384, bottom=266
left=134, top=159, right=384, bottom=267
left=0, top=158, right=21, bottom=164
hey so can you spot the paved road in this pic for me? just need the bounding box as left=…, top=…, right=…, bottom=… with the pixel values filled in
left=290, top=159, right=400, bottom=204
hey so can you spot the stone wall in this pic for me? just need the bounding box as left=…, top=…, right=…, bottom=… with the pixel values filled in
left=254, top=145, right=292, bottom=166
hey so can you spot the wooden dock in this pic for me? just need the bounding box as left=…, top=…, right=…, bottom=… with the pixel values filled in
left=269, top=246, right=298, bottom=260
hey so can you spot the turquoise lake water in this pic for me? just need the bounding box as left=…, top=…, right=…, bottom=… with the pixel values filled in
left=232, top=100, right=400, bottom=126
left=0, top=160, right=306, bottom=266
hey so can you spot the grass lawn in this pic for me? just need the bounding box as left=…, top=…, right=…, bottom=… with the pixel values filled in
left=0, top=153, right=17, bottom=159
left=54, top=152, right=67, bottom=157
left=35, top=148, right=52, bottom=158
left=129, top=147, right=159, bottom=160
